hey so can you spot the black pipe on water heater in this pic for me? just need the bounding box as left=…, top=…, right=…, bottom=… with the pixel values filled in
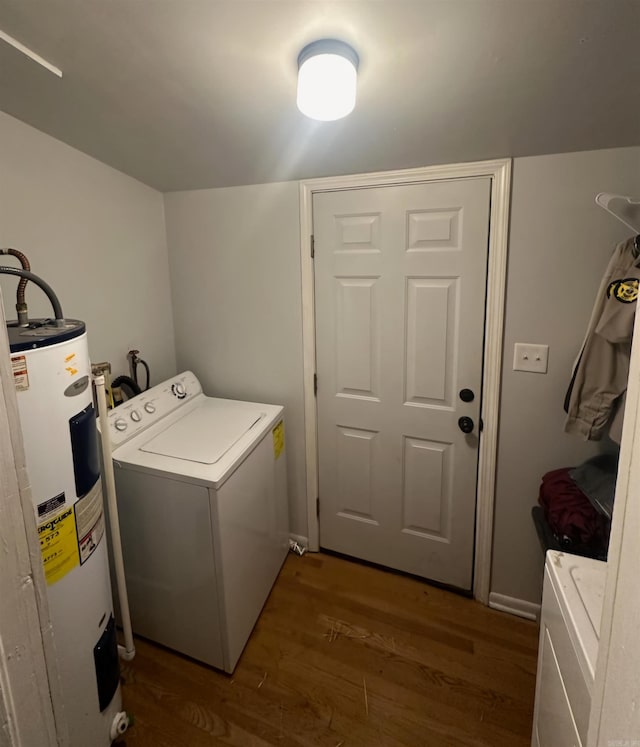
left=0, top=266, right=64, bottom=323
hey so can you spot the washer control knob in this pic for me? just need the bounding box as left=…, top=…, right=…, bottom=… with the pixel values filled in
left=114, top=419, right=127, bottom=432
left=172, top=382, right=187, bottom=399
left=130, top=410, right=141, bottom=422
left=144, top=402, right=156, bottom=414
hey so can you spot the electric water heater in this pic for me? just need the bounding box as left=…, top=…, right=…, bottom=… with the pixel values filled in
left=8, top=319, right=125, bottom=745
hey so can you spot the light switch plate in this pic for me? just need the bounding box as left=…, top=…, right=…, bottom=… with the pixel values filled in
left=513, top=343, right=549, bottom=374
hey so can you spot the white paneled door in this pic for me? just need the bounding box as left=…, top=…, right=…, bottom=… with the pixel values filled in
left=314, top=178, right=491, bottom=590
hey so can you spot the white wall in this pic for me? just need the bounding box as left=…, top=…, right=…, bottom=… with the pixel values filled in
left=492, top=146, right=640, bottom=604
left=164, top=146, right=640, bottom=603
left=163, top=182, right=306, bottom=535
left=0, top=111, right=176, bottom=382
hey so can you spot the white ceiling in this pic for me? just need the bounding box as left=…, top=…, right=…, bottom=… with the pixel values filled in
left=0, top=1, right=638, bottom=192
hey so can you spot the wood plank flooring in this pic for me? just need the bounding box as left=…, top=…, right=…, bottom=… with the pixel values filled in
left=117, top=552, right=539, bottom=747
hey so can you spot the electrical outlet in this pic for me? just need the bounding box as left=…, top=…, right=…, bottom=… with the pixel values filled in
left=513, top=343, right=549, bottom=374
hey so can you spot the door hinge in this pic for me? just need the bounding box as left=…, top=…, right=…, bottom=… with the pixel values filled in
left=314, top=373, right=318, bottom=396
left=316, top=497, right=320, bottom=517
left=311, top=234, right=315, bottom=259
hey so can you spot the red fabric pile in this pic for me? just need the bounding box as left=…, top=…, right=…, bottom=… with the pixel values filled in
left=538, top=467, right=610, bottom=553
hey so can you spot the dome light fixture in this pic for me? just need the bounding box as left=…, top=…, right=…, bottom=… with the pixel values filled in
left=296, top=39, right=359, bottom=121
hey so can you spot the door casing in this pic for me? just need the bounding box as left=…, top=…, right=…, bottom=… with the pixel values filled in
left=299, top=158, right=512, bottom=604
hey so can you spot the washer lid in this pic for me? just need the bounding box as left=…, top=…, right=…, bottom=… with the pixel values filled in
left=140, top=399, right=264, bottom=465
left=546, top=550, right=607, bottom=681
left=570, top=561, right=606, bottom=640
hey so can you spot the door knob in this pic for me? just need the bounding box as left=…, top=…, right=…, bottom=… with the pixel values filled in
left=459, top=388, right=475, bottom=403
left=458, top=416, right=474, bottom=434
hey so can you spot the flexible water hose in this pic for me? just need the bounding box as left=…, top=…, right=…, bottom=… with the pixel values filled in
left=0, top=266, right=64, bottom=325
left=127, top=349, right=151, bottom=391
left=0, top=248, right=31, bottom=324
left=111, top=375, right=142, bottom=399
left=136, top=358, right=150, bottom=391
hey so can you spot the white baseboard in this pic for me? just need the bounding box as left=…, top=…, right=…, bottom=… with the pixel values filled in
left=489, top=592, right=541, bottom=621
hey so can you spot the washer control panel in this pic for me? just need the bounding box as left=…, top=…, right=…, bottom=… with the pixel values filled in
left=171, top=382, right=187, bottom=399
left=105, top=370, right=202, bottom=448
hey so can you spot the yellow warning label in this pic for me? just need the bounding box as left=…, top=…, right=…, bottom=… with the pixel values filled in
left=10, top=355, right=29, bottom=391
left=272, top=420, right=284, bottom=459
left=38, top=506, right=79, bottom=585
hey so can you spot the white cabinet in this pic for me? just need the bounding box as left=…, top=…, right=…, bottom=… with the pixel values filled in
left=531, top=551, right=606, bottom=747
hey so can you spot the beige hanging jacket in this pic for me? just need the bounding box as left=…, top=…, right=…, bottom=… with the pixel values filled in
left=565, top=236, right=640, bottom=441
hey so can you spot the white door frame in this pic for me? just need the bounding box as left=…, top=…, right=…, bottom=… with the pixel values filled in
left=299, top=158, right=511, bottom=603
left=587, top=285, right=640, bottom=743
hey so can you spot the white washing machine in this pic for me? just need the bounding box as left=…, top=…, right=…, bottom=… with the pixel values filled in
left=532, top=551, right=607, bottom=747
left=104, top=371, right=289, bottom=673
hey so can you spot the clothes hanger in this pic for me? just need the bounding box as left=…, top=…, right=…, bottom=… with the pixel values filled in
left=595, top=192, right=640, bottom=234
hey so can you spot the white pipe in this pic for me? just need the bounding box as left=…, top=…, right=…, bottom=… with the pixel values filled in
left=93, top=374, right=136, bottom=661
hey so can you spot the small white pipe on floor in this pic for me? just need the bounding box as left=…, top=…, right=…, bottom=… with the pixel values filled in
left=94, top=374, right=136, bottom=661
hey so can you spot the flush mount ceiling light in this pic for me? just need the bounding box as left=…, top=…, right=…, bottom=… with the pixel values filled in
left=297, top=39, right=359, bottom=121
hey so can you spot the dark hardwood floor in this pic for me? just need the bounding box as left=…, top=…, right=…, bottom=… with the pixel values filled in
left=117, top=552, right=539, bottom=747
